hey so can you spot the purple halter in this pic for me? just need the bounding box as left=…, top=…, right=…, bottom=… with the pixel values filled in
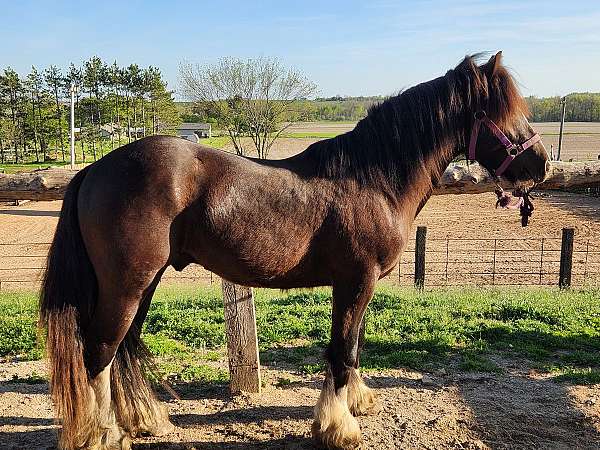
left=468, top=110, right=542, bottom=177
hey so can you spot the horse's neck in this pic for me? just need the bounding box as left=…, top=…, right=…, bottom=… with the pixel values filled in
left=358, top=112, right=466, bottom=215
left=397, top=142, right=460, bottom=219
left=289, top=103, right=467, bottom=214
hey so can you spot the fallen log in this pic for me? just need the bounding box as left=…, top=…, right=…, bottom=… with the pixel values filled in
left=0, top=168, right=77, bottom=201
left=435, top=161, right=600, bottom=194
left=1, top=161, right=600, bottom=201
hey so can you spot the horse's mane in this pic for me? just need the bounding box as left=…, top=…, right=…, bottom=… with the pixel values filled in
left=301, top=53, right=529, bottom=193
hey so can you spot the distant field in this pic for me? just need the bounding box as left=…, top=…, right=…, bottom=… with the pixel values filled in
left=280, top=121, right=600, bottom=162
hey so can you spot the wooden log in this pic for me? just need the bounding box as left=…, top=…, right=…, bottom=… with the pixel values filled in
left=2, top=161, right=600, bottom=201
left=0, top=167, right=76, bottom=201
left=221, top=279, right=261, bottom=393
left=435, top=161, right=600, bottom=194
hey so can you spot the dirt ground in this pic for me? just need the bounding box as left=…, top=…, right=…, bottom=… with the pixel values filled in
left=1, top=359, right=600, bottom=449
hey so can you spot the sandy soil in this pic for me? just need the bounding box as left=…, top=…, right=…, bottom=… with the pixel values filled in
left=1, top=359, right=600, bottom=449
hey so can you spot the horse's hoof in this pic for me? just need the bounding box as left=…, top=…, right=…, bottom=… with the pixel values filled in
left=100, top=425, right=131, bottom=450
left=311, top=415, right=362, bottom=450
left=84, top=430, right=131, bottom=450
left=118, top=435, right=132, bottom=450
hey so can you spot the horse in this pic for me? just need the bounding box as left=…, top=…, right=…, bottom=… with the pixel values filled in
left=40, top=51, right=549, bottom=450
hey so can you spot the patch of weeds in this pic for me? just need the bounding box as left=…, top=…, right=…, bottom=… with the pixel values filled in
left=143, top=334, right=189, bottom=357
left=553, top=367, right=600, bottom=385
left=155, top=360, right=228, bottom=384
left=275, top=377, right=293, bottom=388
left=10, top=371, right=47, bottom=384
left=459, top=353, right=502, bottom=373
left=362, top=349, right=434, bottom=371
left=300, top=363, right=326, bottom=375
left=203, top=350, right=223, bottom=361
left=262, top=343, right=323, bottom=367
left=559, top=350, right=600, bottom=366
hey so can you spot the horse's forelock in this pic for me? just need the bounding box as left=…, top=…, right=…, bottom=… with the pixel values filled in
left=458, top=53, right=529, bottom=131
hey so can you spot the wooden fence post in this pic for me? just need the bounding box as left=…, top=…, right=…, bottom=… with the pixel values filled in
left=415, top=226, right=427, bottom=289
left=559, top=227, right=575, bottom=289
left=222, top=279, right=261, bottom=393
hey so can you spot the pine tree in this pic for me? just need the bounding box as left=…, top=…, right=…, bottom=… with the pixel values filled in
left=44, top=65, right=65, bottom=161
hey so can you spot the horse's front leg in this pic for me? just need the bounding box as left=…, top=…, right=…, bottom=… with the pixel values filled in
left=346, top=320, right=380, bottom=417
left=312, top=274, right=378, bottom=450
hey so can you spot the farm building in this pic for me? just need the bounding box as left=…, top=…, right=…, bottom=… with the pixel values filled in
left=177, top=122, right=212, bottom=143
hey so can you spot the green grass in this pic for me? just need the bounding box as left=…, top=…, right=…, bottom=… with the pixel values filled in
left=553, top=367, right=600, bottom=384
left=200, top=136, right=230, bottom=149
left=0, top=292, right=44, bottom=360
left=2, top=286, right=600, bottom=384
left=0, top=161, right=74, bottom=174
left=280, top=131, right=340, bottom=139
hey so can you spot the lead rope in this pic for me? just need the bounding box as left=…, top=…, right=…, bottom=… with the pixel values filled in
left=520, top=191, right=534, bottom=227
left=494, top=186, right=534, bottom=227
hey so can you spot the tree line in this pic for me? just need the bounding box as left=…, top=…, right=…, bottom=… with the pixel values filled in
left=300, top=94, right=600, bottom=123
left=0, top=57, right=180, bottom=164
left=526, top=93, right=600, bottom=122
left=187, top=93, right=600, bottom=125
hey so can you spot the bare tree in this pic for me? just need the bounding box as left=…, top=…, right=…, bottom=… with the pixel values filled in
left=179, top=57, right=316, bottom=158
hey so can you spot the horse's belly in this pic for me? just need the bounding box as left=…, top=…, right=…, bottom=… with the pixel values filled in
left=179, top=222, right=328, bottom=289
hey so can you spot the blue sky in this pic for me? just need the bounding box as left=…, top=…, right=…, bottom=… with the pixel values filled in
left=1, top=0, right=598, bottom=98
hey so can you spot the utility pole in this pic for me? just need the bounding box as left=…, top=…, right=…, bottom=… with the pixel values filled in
left=69, top=82, right=78, bottom=169
left=557, top=96, right=567, bottom=161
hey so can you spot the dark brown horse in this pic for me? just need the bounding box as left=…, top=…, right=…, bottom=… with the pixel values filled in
left=40, top=52, right=549, bottom=450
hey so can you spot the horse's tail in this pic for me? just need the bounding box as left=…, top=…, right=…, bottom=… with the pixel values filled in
left=39, top=166, right=98, bottom=450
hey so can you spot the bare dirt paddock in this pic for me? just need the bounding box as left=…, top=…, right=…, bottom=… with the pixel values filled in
left=2, top=359, right=600, bottom=449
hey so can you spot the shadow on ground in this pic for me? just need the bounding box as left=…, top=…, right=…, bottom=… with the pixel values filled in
left=0, top=209, right=59, bottom=217
left=133, top=436, right=313, bottom=450
left=172, top=405, right=313, bottom=427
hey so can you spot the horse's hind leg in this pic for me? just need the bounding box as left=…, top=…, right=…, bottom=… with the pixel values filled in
left=111, top=268, right=174, bottom=438
left=83, top=268, right=167, bottom=449
left=312, top=274, right=377, bottom=450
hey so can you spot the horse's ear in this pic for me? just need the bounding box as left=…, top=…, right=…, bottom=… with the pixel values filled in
left=485, top=51, right=503, bottom=78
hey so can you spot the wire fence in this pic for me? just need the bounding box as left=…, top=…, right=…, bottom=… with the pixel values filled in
left=396, top=235, right=600, bottom=287
left=0, top=232, right=599, bottom=289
